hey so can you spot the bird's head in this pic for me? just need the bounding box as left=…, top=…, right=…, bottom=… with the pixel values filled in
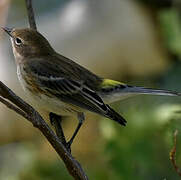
left=2, top=27, right=54, bottom=62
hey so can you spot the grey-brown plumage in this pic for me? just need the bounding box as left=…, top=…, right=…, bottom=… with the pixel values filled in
left=8, top=28, right=127, bottom=126
left=19, top=55, right=126, bottom=125
left=3, top=27, right=181, bottom=146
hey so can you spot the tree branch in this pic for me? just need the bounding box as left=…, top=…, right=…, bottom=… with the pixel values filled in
left=0, top=96, right=29, bottom=119
left=0, top=81, right=88, bottom=179
left=25, top=0, right=37, bottom=30
left=0, top=1, right=89, bottom=179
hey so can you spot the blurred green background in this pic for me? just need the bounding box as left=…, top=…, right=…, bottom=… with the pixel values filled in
left=0, top=0, right=181, bottom=179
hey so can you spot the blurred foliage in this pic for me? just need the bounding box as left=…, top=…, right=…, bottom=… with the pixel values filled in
left=2, top=97, right=181, bottom=180
left=159, top=9, right=181, bottom=59
left=100, top=103, right=181, bottom=180
left=20, top=160, right=72, bottom=180
left=1, top=0, right=181, bottom=179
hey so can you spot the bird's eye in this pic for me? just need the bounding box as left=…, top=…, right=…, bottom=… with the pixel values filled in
left=15, top=38, right=22, bottom=46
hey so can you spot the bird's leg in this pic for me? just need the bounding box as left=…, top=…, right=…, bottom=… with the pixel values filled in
left=67, top=112, right=85, bottom=149
left=49, top=112, right=85, bottom=152
left=49, top=112, right=67, bottom=147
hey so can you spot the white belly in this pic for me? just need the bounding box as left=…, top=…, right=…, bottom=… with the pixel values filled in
left=28, top=92, right=80, bottom=116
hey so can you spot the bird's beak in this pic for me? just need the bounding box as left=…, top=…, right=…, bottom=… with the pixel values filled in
left=1, top=27, right=13, bottom=37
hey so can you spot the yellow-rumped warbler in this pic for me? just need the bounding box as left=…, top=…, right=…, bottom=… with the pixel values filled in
left=2, top=27, right=181, bottom=147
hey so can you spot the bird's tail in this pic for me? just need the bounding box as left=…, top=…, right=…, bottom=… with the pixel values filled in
left=122, top=86, right=181, bottom=96
left=99, top=79, right=181, bottom=103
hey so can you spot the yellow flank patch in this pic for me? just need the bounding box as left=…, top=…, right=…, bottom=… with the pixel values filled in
left=101, top=79, right=125, bottom=88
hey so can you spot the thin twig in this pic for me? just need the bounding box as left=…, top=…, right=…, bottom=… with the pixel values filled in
left=170, top=129, right=181, bottom=177
left=25, top=0, right=37, bottom=30
left=0, top=81, right=34, bottom=114
left=0, top=81, right=88, bottom=179
left=0, top=96, right=29, bottom=120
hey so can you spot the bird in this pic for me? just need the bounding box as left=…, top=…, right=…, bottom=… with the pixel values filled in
left=2, top=27, right=180, bottom=149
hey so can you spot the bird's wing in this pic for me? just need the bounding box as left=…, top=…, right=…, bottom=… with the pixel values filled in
left=26, top=59, right=126, bottom=126
left=40, top=75, right=109, bottom=115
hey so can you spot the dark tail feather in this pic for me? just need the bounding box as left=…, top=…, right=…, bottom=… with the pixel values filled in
left=124, top=86, right=181, bottom=96
left=105, top=105, right=127, bottom=126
